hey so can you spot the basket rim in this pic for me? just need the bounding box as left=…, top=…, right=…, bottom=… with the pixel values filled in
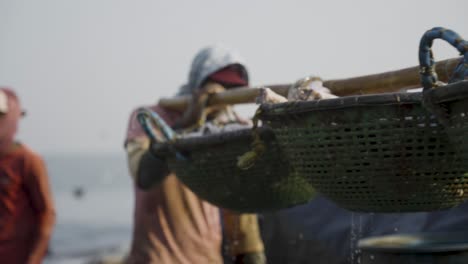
left=153, top=126, right=274, bottom=152
left=259, top=80, right=468, bottom=116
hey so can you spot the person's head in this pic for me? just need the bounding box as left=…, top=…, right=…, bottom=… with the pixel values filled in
left=0, top=88, right=25, bottom=150
left=178, top=45, right=249, bottom=95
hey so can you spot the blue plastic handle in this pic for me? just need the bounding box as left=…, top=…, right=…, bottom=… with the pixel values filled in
left=136, top=108, right=175, bottom=142
left=419, top=27, right=468, bottom=90
left=136, top=108, right=188, bottom=161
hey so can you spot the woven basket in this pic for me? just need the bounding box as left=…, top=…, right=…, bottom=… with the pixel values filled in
left=157, top=127, right=315, bottom=213
left=256, top=27, right=468, bottom=213
left=259, top=81, right=468, bottom=212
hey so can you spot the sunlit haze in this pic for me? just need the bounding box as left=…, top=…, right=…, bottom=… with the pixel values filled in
left=1, top=0, right=467, bottom=154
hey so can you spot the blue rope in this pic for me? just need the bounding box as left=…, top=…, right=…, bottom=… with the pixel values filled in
left=419, top=27, right=468, bottom=90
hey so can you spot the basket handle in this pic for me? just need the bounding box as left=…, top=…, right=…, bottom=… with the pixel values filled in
left=137, top=107, right=176, bottom=142
left=136, top=108, right=187, bottom=161
left=419, top=27, right=468, bottom=90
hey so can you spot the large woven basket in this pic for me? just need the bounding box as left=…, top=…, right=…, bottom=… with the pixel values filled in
left=259, top=81, right=468, bottom=212
left=157, top=127, right=315, bottom=212
left=257, top=28, right=468, bottom=213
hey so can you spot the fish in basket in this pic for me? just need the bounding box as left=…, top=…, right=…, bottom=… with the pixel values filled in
left=254, top=27, right=468, bottom=213
left=137, top=109, right=316, bottom=213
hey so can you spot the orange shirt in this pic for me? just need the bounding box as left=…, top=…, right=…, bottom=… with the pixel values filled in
left=0, top=144, right=55, bottom=263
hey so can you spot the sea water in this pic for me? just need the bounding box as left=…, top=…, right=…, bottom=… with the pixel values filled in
left=42, top=152, right=133, bottom=264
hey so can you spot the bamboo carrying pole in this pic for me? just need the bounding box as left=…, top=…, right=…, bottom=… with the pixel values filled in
left=159, top=57, right=461, bottom=111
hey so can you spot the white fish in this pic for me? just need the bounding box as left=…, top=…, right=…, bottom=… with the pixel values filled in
left=288, top=76, right=338, bottom=101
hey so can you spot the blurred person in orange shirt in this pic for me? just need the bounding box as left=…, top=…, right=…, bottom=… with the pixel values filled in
left=0, top=87, right=56, bottom=263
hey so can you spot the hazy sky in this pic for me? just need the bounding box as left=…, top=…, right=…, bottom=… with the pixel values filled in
left=1, top=0, right=467, bottom=154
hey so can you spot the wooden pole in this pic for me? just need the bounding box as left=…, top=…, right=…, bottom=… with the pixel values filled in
left=158, top=57, right=461, bottom=111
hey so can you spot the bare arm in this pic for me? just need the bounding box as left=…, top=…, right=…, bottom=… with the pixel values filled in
left=222, top=210, right=266, bottom=264
left=25, top=154, right=56, bottom=264
left=172, top=82, right=227, bottom=130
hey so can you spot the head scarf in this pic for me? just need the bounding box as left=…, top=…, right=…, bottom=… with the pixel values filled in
left=178, top=45, right=249, bottom=95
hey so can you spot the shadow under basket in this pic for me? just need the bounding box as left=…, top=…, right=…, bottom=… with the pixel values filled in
left=258, top=81, right=468, bottom=213
left=159, top=127, right=316, bottom=213
left=358, top=232, right=468, bottom=264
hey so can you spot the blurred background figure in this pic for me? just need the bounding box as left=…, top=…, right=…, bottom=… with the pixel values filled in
left=124, top=45, right=265, bottom=264
left=0, top=87, right=56, bottom=263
